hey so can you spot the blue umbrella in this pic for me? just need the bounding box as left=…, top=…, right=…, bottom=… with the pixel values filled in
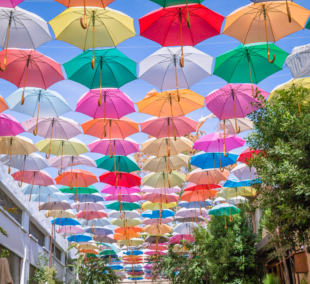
left=51, top=218, right=80, bottom=226
left=68, top=193, right=104, bottom=202
left=31, top=192, right=68, bottom=202
left=178, top=200, right=213, bottom=209
left=67, top=235, right=92, bottom=242
left=107, top=265, right=123, bottom=270
left=123, top=250, right=143, bottom=256
left=191, top=152, right=238, bottom=170
left=223, top=176, right=260, bottom=188
left=22, top=185, right=59, bottom=195
left=142, top=209, right=175, bottom=219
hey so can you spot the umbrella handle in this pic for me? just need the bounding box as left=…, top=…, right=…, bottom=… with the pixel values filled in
left=174, top=65, right=181, bottom=102
left=80, top=3, right=87, bottom=29
left=232, top=98, right=241, bottom=133
left=46, top=124, right=54, bottom=159
left=21, top=55, right=31, bottom=105
left=33, top=100, right=40, bottom=136
left=91, top=15, right=95, bottom=69
left=286, top=0, right=291, bottom=23
left=223, top=121, right=229, bottom=157
left=185, top=0, right=191, bottom=29
left=58, top=143, right=64, bottom=176
left=8, top=140, right=12, bottom=174
left=0, top=14, right=12, bottom=72
left=179, top=16, right=185, bottom=68
left=267, top=50, right=275, bottom=64
left=263, top=5, right=276, bottom=64
left=98, top=65, right=102, bottom=106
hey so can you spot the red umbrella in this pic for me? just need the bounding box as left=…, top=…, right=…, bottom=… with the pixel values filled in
left=0, top=49, right=64, bottom=104
left=99, top=172, right=141, bottom=188
left=139, top=4, right=224, bottom=65
left=184, top=183, right=221, bottom=192
left=237, top=148, right=263, bottom=164
left=76, top=210, right=108, bottom=220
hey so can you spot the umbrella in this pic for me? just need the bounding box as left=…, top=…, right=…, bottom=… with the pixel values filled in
left=173, top=222, right=198, bottom=235
left=31, top=192, right=68, bottom=203
left=63, top=49, right=136, bottom=92
left=48, top=155, right=96, bottom=170
left=209, top=203, right=240, bottom=228
left=228, top=196, right=247, bottom=206
left=0, top=153, right=48, bottom=173
left=96, top=155, right=139, bottom=173
left=143, top=154, right=189, bottom=173
left=67, top=193, right=104, bottom=203
left=67, top=235, right=92, bottom=243
left=184, top=183, right=221, bottom=191
left=0, top=0, right=24, bottom=8
left=51, top=218, right=80, bottom=226
left=186, top=168, right=229, bottom=184
left=218, top=118, right=253, bottom=135
left=113, top=233, right=140, bottom=241
left=105, top=194, right=141, bottom=203
left=111, top=218, right=142, bottom=227
left=145, top=236, right=169, bottom=244
left=106, top=202, right=140, bottom=211
left=143, top=193, right=179, bottom=204
left=214, top=197, right=226, bottom=203
left=219, top=186, right=257, bottom=200
left=143, top=218, right=173, bottom=225
left=222, top=2, right=309, bottom=61
left=119, top=238, right=144, bottom=246
left=59, top=185, right=98, bottom=194
left=0, top=114, right=24, bottom=136
left=191, top=152, right=238, bottom=170
left=108, top=210, right=140, bottom=219
left=142, top=171, right=185, bottom=188
left=36, top=138, right=89, bottom=174
left=181, top=190, right=217, bottom=202
left=50, top=8, right=135, bottom=66
left=140, top=116, right=197, bottom=139
left=93, top=235, right=117, bottom=243
left=0, top=96, right=8, bottom=113
left=89, top=138, right=139, bottom=156
left=84, top=226, right=113, bottom=236
left=285, top=44, right=310, bottom=79
left=193, top=132, right=245, bottom=161
left=22, top=185, right=58, bottom=196
left=174, top=216, right=204, bottom=223
left=142, top=186, right=181, bottom=195
left=231, top=164, right=258, bottom=181
left=140, top=7, right=222, bottom=62
left=206, top=84, right=269, bottom=132
left=0, top=7, right=52, bottom=71
left=22, top=116, right=81, bottom=147
left=123, top=250, right=143, bottom=255
left=142, top=210, right=175, bottom=219
left=144, top=224, right=171, bottom=235
left=142, top=201, right=177, bottom=210
left=45, top=209, right=76, bottom=219
left=99, top=172, right=141, bottom=188
left=169, top=234, right=194, bottom=244
left=0, top=50, right=64, bottom=105
left=0, top=136, right=37, bottom=173
left=101, top=185, right=140, bottom=195
left=176, top=208, right=208, bottom=218
left=72, top=202, right=105, bottom=211
left=39, top=201, right=71, bottom=211
left=178, top=200, right=213, bottom=209
left=76, top=88, right=135, bottom=118
left=80, top=218, right=110, bottom=227
left=142, top=136, right=192, bottom=157
left=139, top=47, right=213, bottom=96
left=77, top=244, right=99, bottom=251
left=237, top=148, right=262, bottom=164
left=76, top=210, right=108, bottom=220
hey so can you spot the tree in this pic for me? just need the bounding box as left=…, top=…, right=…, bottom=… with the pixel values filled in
left=246, top=86, right=310, bottom=283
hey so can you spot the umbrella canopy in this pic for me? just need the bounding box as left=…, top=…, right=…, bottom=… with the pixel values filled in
left=99, top=172, right=141, bottom=188
left=141, top=116, right=197, bottom=139
left=143, top=217, right=173, bottom=225
left=108, top=210, right=140, bottom=219
left=142, top=201, right=177, bottom=210
left=174, top=216, right=204, bottom=223
left=101, top=185, right=140, bottom=195
left=113, top=233, right=140, bottom=240
left=144, top=224, right=171, bottom=235
left=191, top=152, right=238, bottom=170
left=55, top=169, right=98, bottom=189
left=0, top=153, right=48, bottom=171
left=39, top=201, right=71, bottom=211
left=184, top=183, right=221, bottom=191
left=80, top=218, right=110, bottom=227
left=96, top=155, right=140, bottom=173
left=218, top=118, right=253, bottom=135
left=51, top=218, right=80, bottom=226
left=89, top=138, right=139, bottom=156
left=63, top=49, right=137, bottom=90
left=142, top=210, right=175, bottom=219
left=209, top=203, right=240, bottom=216
left=0, top=0, right=23, bottom=8
left=139, top=47, right=213, bottom=91
left=143, top=154, right=189, bottom=173
left=119, top=238, right=145, bottom=246
left=84, top=226, right=113, bottom=236
left=173, top=222, right=198, bottom=235
left=178, top=200, right=213, bottom=209
left=143, top=193, right=179, bottom=204
left=111, top=218, right=142, bottom=227
left=45, top=209, right=76, bottom=219
left=228, top=196, right=248, bottom=205
left=76, top=210, right=108, bottom=220
left=151, top=0, right=204, bottom=6
left=106, top=202, right=140, bottom=211
left=72, top=202, right=105, bottom=211
left=231, top=164, right=258, bottom=181
left=12, top=170, right=54, bottom=188
left=176, top=208, right=208, bottom=218
left=0, top=96, right=8, bottom=113
left=59, top=185, right=98, bottom=194
left=104, top=194, right=141, bottom=203
left=31, top=192, right=68, bottom=202
left=186, top=168, right=229, bottom=184
left=142, top=137, right=192, bottom=157
left=285, top=44, right=310, bottom=79
left=67, top=235, right=92, bottom=243
left=93, top=235, right=117, bottom=243
left=142, top=186, right=181, bottom=194
left=181, top=190, right=217, bottom=202
left=48, top=155, right=96, bottom=169
left=82, top=117, right=139, bottom=140
left=76, top=89, right=135, bottom=119
left=22, top=185, right=58, bottom=195
left=219, top=186, right=256, bottom=199
left=145, top=236, right=169, bottom=244
left=224, top=177, right=255, bottom=188
left=67, top=193, right=104, bottom=203
left=0, top=114, right=24, bottom=136
left=237, top=148, right=262, bottom=164
left=142, top=171, right=186, bottom=188
left=169, top=234, right=194, bottom=244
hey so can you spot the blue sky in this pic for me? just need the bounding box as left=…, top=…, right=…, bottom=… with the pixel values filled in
left=2, top=0, right=310, bottom=188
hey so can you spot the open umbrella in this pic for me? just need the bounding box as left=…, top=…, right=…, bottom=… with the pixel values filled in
left=0, top=136, right=37, bottom=173
left=48, top=155, right=96, bottom=170
left=178, top=200, right=213, bottom=209
left=59, top=185, right=98, bottom=194
left=0, top=0, right=24, bottom=8
left=102, top=185, right=140, bottom=195
left=0, top=50, right=64, bottom=105
left=237, top=148, right=262, bottom=164
left=184, top=183, right=220, bottom=191
left=39, top=201, right=71, bottom=211
left=45, top=209, right=76, bottom=219
left=143, top=154, right=189, bottom=173
left=84, top=226, right=113, bottom=236
left=142, top=210, right=175, bottom=219
left=142, top=201, right=177, bottom=210
left=143, top=193, right=179, bottom=204
left=105, top=194, right=141, bottom=203
left=145, top=236, right=169, bottom=244
left=186, top=168, right=229, bottom=184
left=142, top=136, right=192, bottom=157
left=285, top=45, right=310, bottom=79
left=142, top=186, right=181, bottom=194
left=144, top=224, right=171, bottom=235
left=209, top=203, right=240, bottom=229
left=223, top=2, right=309, bottom=62
left=219, top=186, right=257, bottom=200
left=89, top=138, right=139, bottom=156
left=218, top=118, right=253, bottom=135
left=108, top=210, right=140, bottom=219
left=0, top=114, right=24, bottom=136
left=140, top=6, right=223, bottom=62
left=67, top=193, right=104, bottom=203
left=67, top=235, right=92, bottom=243
left=111, top=218, right=142, bottom=227
left=52, top=218, right=80, bottom=226
left=181, top=190, right=217, bottom=203
left=31, top=192, right=68, bottom=203
left=173, top=222, right=198, bottom=235
left=176, top=208, right=207, bottom=218
left=174, top=216, right=204, bottom=223
left=22, top=185, right=58, bottom=196
left=142, top=171, right=186, bottom=188
left=72, top=202, right=105, bottom=211
left=119, top=238, right=144, bottom=247
left=106, top=202, right=140, bottom=211
left=76, top=210, right=107, bottom=220
left=96, top=155, right=139, bottom=173
left=143, top=218, right=173, bottom=225
left=99, top=172, right=141, bottom=188
left=0, top=96, right=8, bottom=113
left=169, top=234, right=194, bottom=244
left=231, top=164, right=258, bottom=181
left=80, top=218, right=110, bottom=227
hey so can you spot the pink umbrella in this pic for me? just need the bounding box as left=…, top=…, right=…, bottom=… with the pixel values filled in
left=0, top=0, right=23, bottom=7
left=145, top=250, right=167, bottom=256
left=143, top=218, right=173, bottom=225
left=206, top=84, right=268, bottom=133
left=186, top=168, right=229, bottom=185
left=48, top=155, right=96, bottom=169
left=72, top=202, right=105, bottom=211
left=143, top=193, right=179, bottom=203
left=0, top=49, right=64, bottom=104
left=104, top=194, right=142, bottom=203
left=0, top=114, right=24, bottom=136
left=140, top=116, right=197, bottom=139
left=57, top=225, right=85, bottom=235
left=141, top=186, right=181, bottom=194
left=88, top=138, right=139, bottom=156
left=76, top=210, right=107, bottom=220
left=169, top=234, right=195, bottom=244
left=11, top=170, right=54, bottom=199
left=76, top=88, right=135, bottom=118
left=147, top=244, right=168, bottom=251
left=101, top=185, right=140, bottom=195
left=194, top=132, right=245, bottom=158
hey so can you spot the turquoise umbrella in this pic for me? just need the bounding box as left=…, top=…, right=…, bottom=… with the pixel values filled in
left=209, top=203, right=240, bottom=229
left=106, top=202, right=140, bottom=211
left=96, top=155, right=140, bottom=173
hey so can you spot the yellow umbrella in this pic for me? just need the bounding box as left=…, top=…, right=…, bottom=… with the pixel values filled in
left=143, top=224, right=172, bottom=235
left=111, top=218, right=142, bottom=227
left=218, top=186, right=257, bottom=200
left=77, top=243, right=98, bottom=250
left=119, top=238, right=144, bottom=246
left=45, top=209, right=76, bottom=218
left=142, top=201, right=177, bottom=210
left=49, top=7, right=136, bottom=68
left=142, top=171, right=186, bottom=188
left=223, top=2, right=310, bottom=63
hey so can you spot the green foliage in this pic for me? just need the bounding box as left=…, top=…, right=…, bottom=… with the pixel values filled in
left=153, top=205, right=261, bottom=284
left=0, top=226, right=8, bottom=237
left=262, top=274, right=280, bottom=284
left=28, top=253, right=64, bottom=284
left=247, top=86, right=310, bottom=255
left=0, top=249, right=10, bottom=259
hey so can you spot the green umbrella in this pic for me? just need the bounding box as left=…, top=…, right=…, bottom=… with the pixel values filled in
left=63, top=49, right=137, bottom=105
left=106, top=202, right=140, bottom=211
left=306, top=18, right=310, bottom=30
left=59, top=185, right=98, bottom=194
left=209, top=203, right=240, bottom=229
left=100, top=249, right=118, bottom=256
left=96, top=155, right=140, bottom=173
left=214, top=43, right=288, bottom=94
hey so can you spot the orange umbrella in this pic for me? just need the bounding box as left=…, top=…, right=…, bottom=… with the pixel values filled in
left=186, top=168, right=229, bottom=184
left=0, top=96, right=8, bottom=113
left=79, top=249, right=99, bottom=254
left=115, top=227, right=142, bottom=234
left=113, top=233, right=140, bottom=241
left=143, top=224, right=171, bottom=235
left=181, top=190, right=217, bottom=202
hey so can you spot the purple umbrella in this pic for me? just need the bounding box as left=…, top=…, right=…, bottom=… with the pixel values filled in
left=47, top=155, right=96, bottom=169
left=206, top=84, right=268, bottom=133
left=72, top=202, right=105, bottom=211
left=57, top=225, right=85, bottom=235
left=101, top=185, right=140, bottom=195
left=0, top=114, right=24, bottom=136
left=76, top=89, right=135, bottom=119
left=88, top=138, right=139, bottom=156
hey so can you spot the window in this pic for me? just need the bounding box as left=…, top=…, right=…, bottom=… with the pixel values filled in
left=0, top=245, right=21, bottom=284
left=0, top=187, right=22, bottom=224
left=52, top=243, right=62, bottom=262
left=29, top=264, right=38, bottom=284
left=29, top=221, right=45, bottom=247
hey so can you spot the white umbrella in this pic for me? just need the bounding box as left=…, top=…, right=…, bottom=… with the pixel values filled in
left=173, top=222, right=198, bottom=235
left=141, top=186, right=181, bottom=194
left=214, top=197, right=226, bottom=203
left=231, top=164, right=257, bottom=181
left=80, top=218, right=111, bottom=227
left=108, top=210, right=141, bottom=219
left=175, top=208, right=208, bottom=218
left=47, top=154, right=96, bottom=169
left=218, top=118, right=253, bottom=135
left=139, top=46, right=213, bottom=97
left=285, top=43, right=310, bottom=78
left=228, top=196, right=247, bottom=205
left=0, top=153, right=48, bottom=171
left=0, top=7, right=52, bottom=70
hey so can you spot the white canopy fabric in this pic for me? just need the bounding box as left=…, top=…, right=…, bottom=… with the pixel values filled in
left=285, top=44, right=310, bottom=78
